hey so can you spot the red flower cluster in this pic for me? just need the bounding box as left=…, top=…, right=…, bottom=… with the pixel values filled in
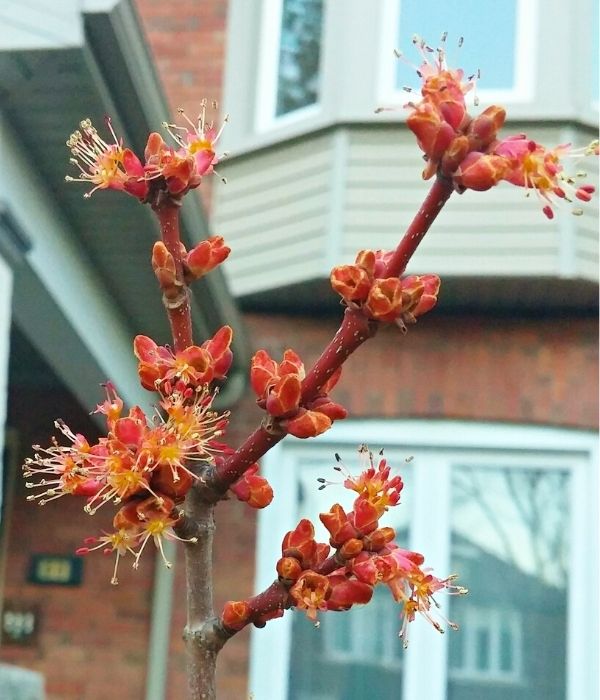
left=134, top=330, right=273, bottom=509
left=330, top=249, right=440, bottom=330
left=66, top=102, right=227, bottom=200
left=250, top=349, right=347, bottom=438
left=401, top=36, right=598, bottom=218
left=23, top=327, right=274, bottom=582
left=222, top=447, right=466, bottom=641
left=288, top=449, right=466, bottom=641
left=133, top=326, right=233, bottom=394
left=23, top=381, right=227, bottom=583
left=454, top=136, right=599, bottom=219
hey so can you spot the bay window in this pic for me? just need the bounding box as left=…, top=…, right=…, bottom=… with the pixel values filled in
left=250, top=421, right=598, bottom=700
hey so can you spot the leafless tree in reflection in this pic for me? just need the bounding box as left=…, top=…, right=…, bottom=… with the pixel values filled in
left=453, top=467, right=569, bottom=587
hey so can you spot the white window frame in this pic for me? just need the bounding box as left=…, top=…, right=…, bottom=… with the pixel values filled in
left=249, top=420, right=598, bottom=700
left=449, top=605, right=523, bottom=683
left=377, top=0, right=539, bottom=108
left=323, top=586, right=404, bottom=668
left=255, top=0, right=325, bottom=132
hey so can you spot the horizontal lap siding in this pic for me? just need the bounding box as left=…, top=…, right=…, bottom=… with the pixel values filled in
left=574, top=164, right=599, bottom=280
left=215, top=134, right=333, bottom=295
left=343, top=128, right=569, bottom=277
left=214, top=125, right=598, bottom=296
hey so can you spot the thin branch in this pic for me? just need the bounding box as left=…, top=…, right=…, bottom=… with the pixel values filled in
left=153, top=195, right=193, bottom=351
left=214, top=176, right=453, bottom=491
left=383, top=176, right=454, bottom=278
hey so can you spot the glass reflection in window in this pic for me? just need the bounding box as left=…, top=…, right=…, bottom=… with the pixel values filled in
left=287, top=455, right=412, bottom=699
left=276, top=0, right=324, bottom=117
left=395, top=0, right=517, bottom=93
left=448, top=466, right=569, bottom=700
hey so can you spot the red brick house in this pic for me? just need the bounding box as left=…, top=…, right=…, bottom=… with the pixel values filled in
left=1, top=1, right=598, bottom=699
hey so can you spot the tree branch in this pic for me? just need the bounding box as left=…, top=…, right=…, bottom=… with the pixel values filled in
left=214, top=176, right=452, bottom=491
left=383, top=176, right=454, bottom=278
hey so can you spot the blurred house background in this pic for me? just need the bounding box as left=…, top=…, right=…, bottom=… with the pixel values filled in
left=0, top=1, right=598, bottom=699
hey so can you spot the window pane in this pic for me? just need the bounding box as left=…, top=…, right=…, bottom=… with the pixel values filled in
left=499, top=625, right=514, bottom=672
left=448, top=466, right=569, bottom=700
left=288, top=454, right=412, bottom=699
left=276, top=0, right=323, bottom=117
left=475, top=627, right=490, bottom=671
left=395, top=0, right=517, bottom=91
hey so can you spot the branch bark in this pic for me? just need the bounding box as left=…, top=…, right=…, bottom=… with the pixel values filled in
left=153, top=195, right=193, bottom=351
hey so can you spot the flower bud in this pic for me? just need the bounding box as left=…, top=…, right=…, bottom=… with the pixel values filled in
left=151, top=241, right=178, bottom=294
left=406, top=102, right=456, bottom=164
left=466, top=105, right=506, bottom=151
left=282, top=519, right=317, bottom=565
left=229, top=465, right=273, bottom=509
left=320, top=503, right=357, bottom=546
left=265, top=374, right=302, bottom=417
left=339, top=537, right=364, bottom=559
left=284, top=409, right=332, bottom=439
left=453, top=151, right=508, bottom=192
left=362, top=526, right=396, bottom=551
left=202, top=325, right=233, bottom=380
left=326, top=576, right=373, bottom=611
left=352, top=498, right=380, bottom=535
left=403, top=274, right=440, bottom=317
left=185, top=236, right=231, bottom=280
left=307, top=396, right=348, bottom=421
left=440, top=135, right=470, bottom=176
left=330, top=264, right=371, bottom=303
left=151, top=463, right=194, bottom=500
left=276, top=556, right=303, bottom=583
left=222, top=600, right=252, bottom=631
left=250, top=349, right=279, bottom=398
left=365, top=277, right=406, bottom=322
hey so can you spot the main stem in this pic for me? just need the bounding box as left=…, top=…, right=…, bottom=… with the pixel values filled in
left=155, top=198, right=193, bottom=350
left=154, top=198, right=217, bottom=700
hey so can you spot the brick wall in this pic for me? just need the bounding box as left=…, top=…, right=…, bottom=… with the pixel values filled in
left=1, top=386, right=154, bottom=700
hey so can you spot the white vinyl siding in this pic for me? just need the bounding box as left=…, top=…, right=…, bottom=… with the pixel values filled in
left=214, top=125, right=599, bottom=296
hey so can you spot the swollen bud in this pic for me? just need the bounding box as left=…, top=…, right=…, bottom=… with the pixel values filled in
left=466, top=105, right=506, bottom=151
left=276, top=556, right=303, bottom=583
left=222, top=600, right=252, bottom=631
left=440, top=135, right=470, bottom=176
left=453, top=151, right=508, bottom=192
left=151, top=241, right=179, bottom=296
left=185, top=236, right=230, bottom=280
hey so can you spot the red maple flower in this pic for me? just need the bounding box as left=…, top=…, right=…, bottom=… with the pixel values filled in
left=66, top=118, right=148, bottom=199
